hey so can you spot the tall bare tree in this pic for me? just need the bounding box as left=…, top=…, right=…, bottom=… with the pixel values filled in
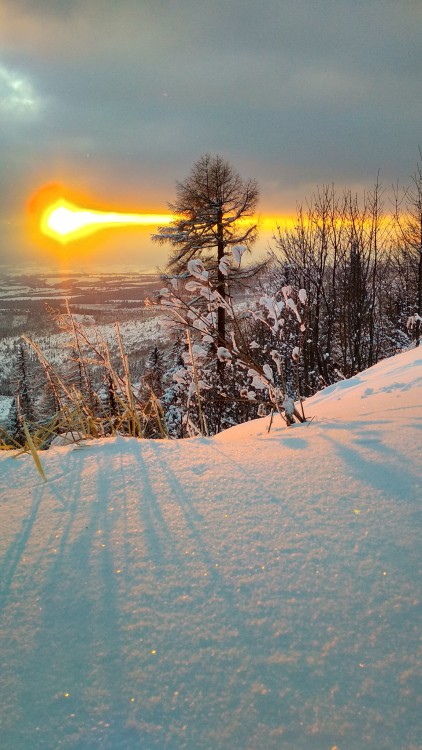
left=394, top=151, right=422, bottom=347
left=271, top=181, right=395, bottom=386
left=152, top=154, right=259, bottom=341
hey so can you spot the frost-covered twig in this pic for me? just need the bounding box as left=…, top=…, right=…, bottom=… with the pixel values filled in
left=153, top=251, right=308, bottom=428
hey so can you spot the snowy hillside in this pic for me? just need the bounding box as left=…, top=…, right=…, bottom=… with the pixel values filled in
left=0, top=347, right=421, bottom=750
left=0, top=312, right=166, bottom=396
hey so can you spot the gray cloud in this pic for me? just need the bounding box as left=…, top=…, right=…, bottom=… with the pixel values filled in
left=0, top=0, right=421, bottom=264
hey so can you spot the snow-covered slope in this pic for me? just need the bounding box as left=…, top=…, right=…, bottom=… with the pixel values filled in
left=0, top=348, right=421, bottom=750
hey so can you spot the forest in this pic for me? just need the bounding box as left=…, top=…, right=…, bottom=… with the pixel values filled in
left=1, top=154, right=421, bottom=449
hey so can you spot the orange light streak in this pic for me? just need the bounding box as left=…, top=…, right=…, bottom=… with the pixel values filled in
left=40, top=198, right=173, bottom=244
left=29, top=185, right=297, bottom=256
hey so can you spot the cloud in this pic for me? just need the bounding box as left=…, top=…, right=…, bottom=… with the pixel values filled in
left=0, top=63, right=41, bottom=117
left=0, top=0, right=421, bottom=264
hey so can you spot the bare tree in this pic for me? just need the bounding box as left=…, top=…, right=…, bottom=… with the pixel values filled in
left=271, top=185, right=349, bottom=389
left=272, top=181, right=397, bottom=386
left=152, top=154, right=259, bottom=342
left=394, top=151, right=422, bottom=347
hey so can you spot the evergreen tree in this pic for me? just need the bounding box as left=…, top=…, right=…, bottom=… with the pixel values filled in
left=153, top=154, right=259, bottom=343
left=144, top=345, right=165, bottom=396
left=15, top=342, right=36, bottom=425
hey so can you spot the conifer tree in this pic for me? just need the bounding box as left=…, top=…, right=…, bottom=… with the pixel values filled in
left=16, top=342, right=36, bottom=425
left=153, top=154, right=259, bottom=343
left=144, top=345, right=165, bottom=396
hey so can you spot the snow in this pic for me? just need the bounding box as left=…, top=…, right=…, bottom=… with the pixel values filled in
left=0, top=395, right=13, bottom=424
left=0, top=348, right=421, bottom=750
left=0, top=314, right=167, bottom=388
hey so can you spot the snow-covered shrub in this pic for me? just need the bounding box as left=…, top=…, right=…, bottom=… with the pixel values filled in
left=152, top=252, right=308, bottom=435
left=7, top=306, right=171, bottom=450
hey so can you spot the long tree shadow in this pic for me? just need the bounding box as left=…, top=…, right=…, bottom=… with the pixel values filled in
left=0, top=444, right=132, bottom=749
left=128, top=442, right=186, bottom=575
left=0, top=482, right=45, bottom=612
left=322, top=432, right=420, bottom=501
left=142, top=439, right=284, bottom=632
left=0, top=447, right=84, bottom=613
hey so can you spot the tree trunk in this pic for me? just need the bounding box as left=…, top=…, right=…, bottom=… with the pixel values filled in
left=216, top=206, right=225, bottom=343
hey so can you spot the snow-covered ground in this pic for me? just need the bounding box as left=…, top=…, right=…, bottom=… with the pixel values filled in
left=0, top=313, right=166, bottom=395
left=0, top=395, right=13, bottom=425
left=0, top=348, right=421, bottom=750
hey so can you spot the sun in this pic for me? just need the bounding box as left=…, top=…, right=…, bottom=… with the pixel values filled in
left=40, top=198, right=173, bottom=244
left=28, top=183, right=173, bottom=248
left=27, top=184, right=297, bottom=265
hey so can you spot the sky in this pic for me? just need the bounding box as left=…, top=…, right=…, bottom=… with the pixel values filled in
left=0, top=0, right=421, bottom=270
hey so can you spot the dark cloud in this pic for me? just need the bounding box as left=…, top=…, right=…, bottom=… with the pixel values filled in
left=0, top=0, right=421, bottom=264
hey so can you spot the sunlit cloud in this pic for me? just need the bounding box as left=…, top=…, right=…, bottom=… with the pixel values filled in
left=0, top=63, right=41, bottom=116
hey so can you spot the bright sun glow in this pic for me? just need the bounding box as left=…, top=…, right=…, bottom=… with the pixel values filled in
left=30, top=185, right=297, bottom=256
left=40, top=198, right=173, bottom=244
